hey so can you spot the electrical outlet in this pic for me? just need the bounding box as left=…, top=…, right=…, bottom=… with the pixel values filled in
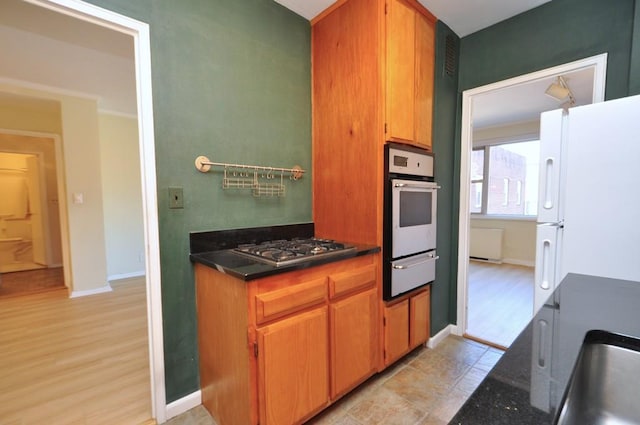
left=168, top=187, right=184, bottom=209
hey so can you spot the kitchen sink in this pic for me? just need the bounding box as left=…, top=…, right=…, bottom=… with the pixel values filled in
left=555, top=330, right=640, bottom=425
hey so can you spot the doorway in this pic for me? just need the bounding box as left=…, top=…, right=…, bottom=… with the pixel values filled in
left=455, top=54, right=607, bottom=347
left=0, top=151, right=47, bottom=272
left=1, top=0, right=165, bottom=421
left=0, top=144, right=66, bottom=296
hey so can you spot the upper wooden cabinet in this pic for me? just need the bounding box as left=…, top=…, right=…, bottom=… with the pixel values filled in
left=386, top=0, right=435, bottom=149
left=312, top=0, right=436, bottom=243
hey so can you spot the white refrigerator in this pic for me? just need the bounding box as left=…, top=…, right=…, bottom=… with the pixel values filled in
left=534, top=94, right=640, bottom=313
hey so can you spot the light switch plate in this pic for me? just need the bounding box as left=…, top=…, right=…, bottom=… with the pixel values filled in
left=168, top=187, right=184, bottom=209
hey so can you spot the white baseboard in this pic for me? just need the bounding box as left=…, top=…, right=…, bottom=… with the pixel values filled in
left=165, top=390, right=202, bottom=421
left=450, top=324, right=463, bottom=336
left=108, top=270, right=145, bottom=282
left=427, top=324, right=454, bottom=349
left=502, top=258, right=535, bottom=268
left=70, top=283, right=112, bottom=298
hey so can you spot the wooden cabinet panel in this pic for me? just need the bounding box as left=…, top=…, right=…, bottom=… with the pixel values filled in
left=409, top=288, right=430, bottom=348
left=387, top=0, right=416, bottom=143
left=196, top=264, right=254, bottom=425
left=386, top=0, right=435, bottom=148
left=311, top=0, right=382, bottom=244
left=255, top=277, right=327, bottom=324
left=330, top=287, right=378, bottom=399
left=329, top=264, right=376, bottom=299
left=257, top=307, right=329, bottom=425
left=414, top=12, right=435, bottom=149
left=384, top=299, right=409, bottom=365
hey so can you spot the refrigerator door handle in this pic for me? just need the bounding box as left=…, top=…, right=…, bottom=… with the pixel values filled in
left=543, top=157, right=555, bottom=210
left=540, top=239, right=552, bottom=290
left=535, top=223, right=560, bottom=314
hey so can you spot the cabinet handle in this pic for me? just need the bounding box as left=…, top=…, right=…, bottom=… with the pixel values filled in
left=394, top=183, right=441, bottom=190
left=393, top=256, right=439, bottom=269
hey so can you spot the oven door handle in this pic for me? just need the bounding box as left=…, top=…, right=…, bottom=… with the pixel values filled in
left=393, top=256, right=439, bottom=269
left=394, top=182, right=441, bottom=190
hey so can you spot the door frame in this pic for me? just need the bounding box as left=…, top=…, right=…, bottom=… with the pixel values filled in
left=26, top=0, right=166, bottom=421
left=454, top=54, right=607, bottom=338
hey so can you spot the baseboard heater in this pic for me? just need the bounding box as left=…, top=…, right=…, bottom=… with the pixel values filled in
left=469, top=228, right=504, bottom=263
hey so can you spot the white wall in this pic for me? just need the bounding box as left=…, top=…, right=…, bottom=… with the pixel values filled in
left=470, top=218, right=536, bottom=266
left=0, top=84, right=108, bottom=293
left=57, top=94, right=109, bottom=293
left=98, top=113, right=144, bottom=280
left=473, top=119, right=539, bottom=146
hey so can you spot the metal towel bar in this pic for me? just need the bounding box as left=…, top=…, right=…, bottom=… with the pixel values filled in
left=194, top=155, right=305, bottom=197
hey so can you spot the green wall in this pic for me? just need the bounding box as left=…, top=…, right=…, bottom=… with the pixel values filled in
left=431, top=21, right=461, bottom=334
left=631, top=0, right=640, bottom=95
left=442, top=0, right=638, bottom=330
left=459, top=0, right=636, bottom=98
left=85, top=0, right=311, bottom=403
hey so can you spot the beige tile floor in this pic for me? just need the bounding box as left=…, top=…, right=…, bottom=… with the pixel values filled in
left=166, top=335, right=502, bottom=425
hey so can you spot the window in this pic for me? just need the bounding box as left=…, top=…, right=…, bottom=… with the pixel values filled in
left=470, top=149, right=484, bottom=214
left=470, top=140, right=540, bottom=217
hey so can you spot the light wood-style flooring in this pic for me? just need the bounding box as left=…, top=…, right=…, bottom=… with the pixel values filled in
left=0, top=277, right=152, bottom=425
left=465, top=261, right=534, bottom=348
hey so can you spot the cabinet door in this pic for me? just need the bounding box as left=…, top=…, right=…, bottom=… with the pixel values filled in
left=330, top=287, right=378, bottom=399
left=257, top=307, right=329, bottom=425
left=384, top=299, right=409, bottom=365
left=386, top=0, right=416, bottom=142
left=409, top=288, right=430, bottom=348
left=414, top=12, right=434, bottom=149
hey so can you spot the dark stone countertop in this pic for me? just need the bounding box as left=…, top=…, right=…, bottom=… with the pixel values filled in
left=449, top=273, right=640, bottom=424
left=189, top=223, right=380, bottom=281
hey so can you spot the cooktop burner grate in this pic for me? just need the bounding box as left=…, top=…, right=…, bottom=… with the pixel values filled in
left=232, top=238, right=356, bottom=266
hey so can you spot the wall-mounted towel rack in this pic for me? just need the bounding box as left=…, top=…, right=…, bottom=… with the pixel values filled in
left=194, top=155, right=305, bottom=197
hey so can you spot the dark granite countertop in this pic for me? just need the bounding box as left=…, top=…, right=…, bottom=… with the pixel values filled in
left=450, top=273, right=640, bottom=424
left=189, top=223, right=380, bottom=281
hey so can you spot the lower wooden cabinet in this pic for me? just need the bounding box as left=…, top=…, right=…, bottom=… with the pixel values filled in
left=330, top=287, right=378, bottom=399
left=195, top=255, right=379, bottom=425
left=257, top=307, right=329, bottom=425
left=410, top=288, right=430, bottom=348
left=383, top=286, right=431, bottom=366
left=383, top=298, right=410, bottom=365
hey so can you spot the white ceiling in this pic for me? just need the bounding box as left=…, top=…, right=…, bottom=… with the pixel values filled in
left=1, top=0, right=587, bottom=128
left=473, top=67, right=595, bottom=129
left=275, top=0, right=553, bottom=37
left=0, top=0, right=136, bottom=116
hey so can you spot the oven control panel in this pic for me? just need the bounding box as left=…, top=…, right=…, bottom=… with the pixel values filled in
left=388, top=146, right=434, bottom=178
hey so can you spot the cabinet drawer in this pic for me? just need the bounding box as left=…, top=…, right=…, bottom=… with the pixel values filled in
left=329, top=264, right=376, bottom=299
left=256, top=278, right=328, bottom=324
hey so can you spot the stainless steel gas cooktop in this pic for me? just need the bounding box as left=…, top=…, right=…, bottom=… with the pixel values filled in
left=232, top=238, right=356, bottom=267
